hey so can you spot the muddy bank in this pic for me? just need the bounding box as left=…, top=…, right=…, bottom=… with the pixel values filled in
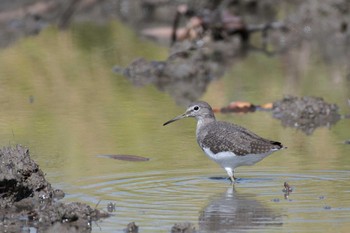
left=0, top=145, right=108, bottom=233
left=272, top=96, right=341, bottom=135
left=114, top=41, right=234, bottom=105
left=0, top=145, right=199, bottom=232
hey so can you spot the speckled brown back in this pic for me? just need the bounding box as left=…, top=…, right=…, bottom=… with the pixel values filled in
left=197, top=121, right=283, bottom=156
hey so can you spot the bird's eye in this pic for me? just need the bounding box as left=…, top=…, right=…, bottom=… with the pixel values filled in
left=194, top=106, right=199, bottom=111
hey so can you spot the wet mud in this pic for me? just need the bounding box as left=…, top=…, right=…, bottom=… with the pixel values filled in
left=272, top=96, right=341, bottom=135
left=0, top=145, right=108, bottom=233
left=114, top=41, right=237, bottom=105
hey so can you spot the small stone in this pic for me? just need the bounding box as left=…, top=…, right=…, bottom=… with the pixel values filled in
left=53, top=189, right=65, bottom=199
left=125, top=222, right=138, bottom=233
left=107, top=202, right=117, bottom=212
left=171, top=222, right=196, bottom=233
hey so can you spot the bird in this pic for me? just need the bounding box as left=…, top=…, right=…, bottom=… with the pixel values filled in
left=163, top=101, right=286, bottom=182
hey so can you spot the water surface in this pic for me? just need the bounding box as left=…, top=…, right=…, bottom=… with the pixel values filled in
left=0, top=21, right=349, bottom=232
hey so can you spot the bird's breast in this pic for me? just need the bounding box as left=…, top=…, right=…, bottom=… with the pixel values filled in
left=202, top=147, right=273, bottom=169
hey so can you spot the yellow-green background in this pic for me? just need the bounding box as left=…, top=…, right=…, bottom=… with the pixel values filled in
left=0, top=21, right=349, bottom=232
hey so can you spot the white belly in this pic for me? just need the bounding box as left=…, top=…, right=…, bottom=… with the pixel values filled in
left=202, top=147, right=272, bottom=169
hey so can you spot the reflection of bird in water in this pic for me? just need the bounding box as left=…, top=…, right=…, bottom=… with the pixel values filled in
left=198, top=187, right=282, bottom=232
left=164, top=101, right=285, bottom=182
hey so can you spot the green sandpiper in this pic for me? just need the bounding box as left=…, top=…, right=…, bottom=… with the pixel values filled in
left=163, top=101, right=286, bottom=182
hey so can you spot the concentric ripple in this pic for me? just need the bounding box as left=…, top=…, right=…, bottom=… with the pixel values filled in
left=57, top=168, right=350, bottom=233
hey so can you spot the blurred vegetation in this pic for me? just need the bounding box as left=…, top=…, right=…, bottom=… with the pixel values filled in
left=0, top=18, right=347, bottom=180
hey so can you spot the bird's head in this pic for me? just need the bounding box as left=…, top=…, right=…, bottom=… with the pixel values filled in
left=163, top=101, right=215, bottom=126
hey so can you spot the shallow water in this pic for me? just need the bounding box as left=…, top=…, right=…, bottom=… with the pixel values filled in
left=0, top=21, right=349, bottom=232
left=55, top=167, right=350, bottom=232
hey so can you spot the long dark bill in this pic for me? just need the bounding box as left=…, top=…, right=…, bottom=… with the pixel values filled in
left=163, top=114, right=186, bottom=126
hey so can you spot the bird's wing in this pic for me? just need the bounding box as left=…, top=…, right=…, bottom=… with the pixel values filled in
left=200, top=121, right=282, bottom=156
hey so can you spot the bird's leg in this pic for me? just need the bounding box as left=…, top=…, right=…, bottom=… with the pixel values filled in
left=225, top=168, right=236, bottom=184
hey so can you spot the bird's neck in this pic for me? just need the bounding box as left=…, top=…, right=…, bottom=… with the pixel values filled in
left=196, top=116, right=216, bottom=135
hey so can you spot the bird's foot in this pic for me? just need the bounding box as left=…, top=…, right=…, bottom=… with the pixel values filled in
left=229, top=175, right=237, bottom=184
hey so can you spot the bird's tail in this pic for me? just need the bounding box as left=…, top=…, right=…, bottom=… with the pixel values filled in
left=271, top=141, right=287, bottom=150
